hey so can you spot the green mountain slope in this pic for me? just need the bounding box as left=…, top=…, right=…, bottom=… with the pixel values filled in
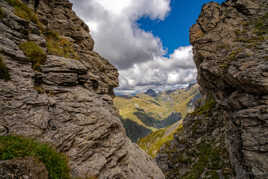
left=138, top=122, right=183, bottom=158
left=114, top=84, right=200, bottom=143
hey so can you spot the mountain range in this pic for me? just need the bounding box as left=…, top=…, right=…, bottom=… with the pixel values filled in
left=114, top=84, right=200, bottom=143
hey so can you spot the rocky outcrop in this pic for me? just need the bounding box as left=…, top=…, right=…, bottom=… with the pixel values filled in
left=0, top=157, right=48, bottom=179
left=0, top=0, right=164, bottom=178
left=157, top=0, right=268, bottom=178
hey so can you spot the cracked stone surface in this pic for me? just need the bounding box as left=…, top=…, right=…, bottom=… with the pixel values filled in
left=0, top=0, right=164, bottom=178
left=157, top=0, right=268, bottom=178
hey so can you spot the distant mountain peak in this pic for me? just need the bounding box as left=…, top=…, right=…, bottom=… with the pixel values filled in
left=144, top=89, right=157, bottom=97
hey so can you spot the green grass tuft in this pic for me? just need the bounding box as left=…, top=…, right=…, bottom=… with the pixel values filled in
left=0, top=56, right=11, bottom=81
left=45, top=30, right=79, bottom=59
left=0, top=135, right=70, bottom=179
left=219, top=48, right=242, bottom=70
left=182, top=143, right=224, bottom=179
left=0, top=7, right=5, bottom=19
left=204, top=171, right=220, bottom=179
left=4, top=0, right=44, bottom=30
left=191, top=96, right=216, bottom=116
left=254, top=13, right=268, bottom=36
left=19, top=41, right=46, bottom=71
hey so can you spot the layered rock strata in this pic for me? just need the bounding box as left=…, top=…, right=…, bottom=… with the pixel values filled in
left=0, top=0, right=164, bottom=178
left=157, top=0, right=268, bottom=178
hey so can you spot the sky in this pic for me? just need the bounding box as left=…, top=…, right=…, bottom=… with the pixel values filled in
left=70, top=0, right=225, bottom=94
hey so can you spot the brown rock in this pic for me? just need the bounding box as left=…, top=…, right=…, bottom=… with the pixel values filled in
left=0, top=157, right=48, bottom=179
left=0, top=0, right=164, bottom=178
left=157, top=0, right=268, bottom=178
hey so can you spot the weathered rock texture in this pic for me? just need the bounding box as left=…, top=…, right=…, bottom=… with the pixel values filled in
left=157, top=0, right=268, bottom=178
left=0, top=0, right=164, bottom=178
left=0, top=157, right=48, bottom=179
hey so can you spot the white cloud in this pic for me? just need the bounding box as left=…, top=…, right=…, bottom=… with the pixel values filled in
left=70, top=0, right=197, bottom=94
left=97, top=0, right=132, bottom=15
left=117, top=46, right=197, bottom=92
left=70, top=0, right=169, bottom=69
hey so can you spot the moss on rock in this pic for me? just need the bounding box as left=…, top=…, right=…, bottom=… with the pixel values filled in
left=45, top=30, right=79, bottom=59
left=0, top=135, right=70, bottom=179
left=19, top=41, right=46, bottom=71
left=190, top=97, right=216, bottom=116
left=0, top=7, right=4, bottom=19
left=5, top=0, right=36, bottom=22
left=4, top=0, right=44, bottom=30
left=0, top=56, right=10, bottom=81
left=181, top=142, right=227, bottom=179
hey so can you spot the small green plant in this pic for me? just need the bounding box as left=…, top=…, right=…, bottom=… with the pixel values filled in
left=0, top=135, right=70, bottom=179
left=5, top=0, right=35, bottom=21
left=0, top=7, right=5, bottom=19
left=204, top=171, right=220, bottom=179
left=0, top=56, right=11, bottom=81
left=75, top=176, right=98, bottom=179
left=45, top=30, right=79, bottom=59
left=219, top=48, right=241, bottom=70
left=182, top=143, right=224, bottom=179
left=228, top=49, right=241, bottom=60
left=34, top=85, right=45, bottom=94
left=19, top=41, right=46, bottom=71
left=4, top=0, right=44, bottom=30
left=191, top=96, right=216, bottom=116
left=254, top=13, right=268, bottom=36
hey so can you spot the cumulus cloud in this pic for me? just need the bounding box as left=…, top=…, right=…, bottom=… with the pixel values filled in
left=117, top=46, right=197, bottom=93
left=70, top=0, right=169, bottom=69
left=70, top=0, right=197, bottom=94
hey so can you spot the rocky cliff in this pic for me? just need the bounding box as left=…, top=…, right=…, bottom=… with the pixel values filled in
left=157, top=0, right=268, bottom=178
left=0, top=0, right=164, bottom=178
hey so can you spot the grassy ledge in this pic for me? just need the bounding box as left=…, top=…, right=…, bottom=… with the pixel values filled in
left=4, top=0, right=44, bottom=30
left=0, top=56, right=11, bottom=81
left=0, top=135, right=70, bottom=179
left=45, top=30, right=79, bottom=59
left=19, top=41, right=46, bottom=71
left=5, top=0, right=37, bottom=22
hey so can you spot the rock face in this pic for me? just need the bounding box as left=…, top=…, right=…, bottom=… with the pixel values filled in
left=0, top=0, right=164, bottom=178
left=0, top=157, right=48, bottom=179
left=157, top=0, right=268, bottom=178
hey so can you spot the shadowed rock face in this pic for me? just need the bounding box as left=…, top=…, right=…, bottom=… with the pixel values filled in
left=157, top=0, right=268, bottom=178
left=0, top=0, right=164, bottom=178
left=0, top=157, right=48, bottom=179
